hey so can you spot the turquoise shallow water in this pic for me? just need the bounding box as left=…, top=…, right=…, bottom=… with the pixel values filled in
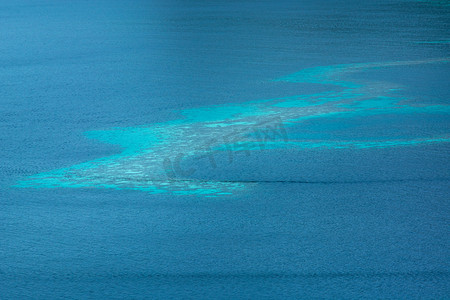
left=16, top=58, right=450, bottom=196
left=1, top=0, right=450, bottom=298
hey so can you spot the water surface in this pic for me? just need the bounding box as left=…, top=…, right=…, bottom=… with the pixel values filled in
left=1, top=0, right=449, bottom=298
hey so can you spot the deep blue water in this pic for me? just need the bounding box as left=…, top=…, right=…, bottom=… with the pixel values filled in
left=1, top=0, right=449, bottom=298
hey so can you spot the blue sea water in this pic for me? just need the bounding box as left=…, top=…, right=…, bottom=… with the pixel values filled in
left=1, top=0, right=449, bottom=298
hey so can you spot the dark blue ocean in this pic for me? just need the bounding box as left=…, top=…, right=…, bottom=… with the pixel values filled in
left=1, top=0, right=449, bottom=298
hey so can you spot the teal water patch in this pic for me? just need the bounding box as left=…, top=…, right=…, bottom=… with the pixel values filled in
left=339, top=96, right=400, bottom=109
left=84, top=127, right=163, bottom=155
left=415, top=40, right=450, bottom=44
left=287, top=112, right=450, bottom=142
left=414, top=0, right=450, bottom=7
left=16, top=58, right=450, bottom=196
left=180, top=103, right=263, bottom=123
left=254, top=136, right=450, bottom=150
